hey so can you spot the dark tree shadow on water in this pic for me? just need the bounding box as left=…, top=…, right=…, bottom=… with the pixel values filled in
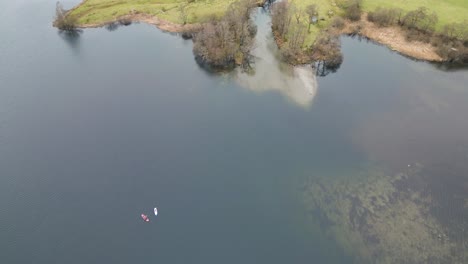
left=430, top=62, right=468, bottom=72
left=346, top=35, right=468, bottom=72
left=105, top=20, right=134, bottom=32
left=193, top=56, right=235, bottom=76
left=105, top=22, right=120, bottom=32
left=312, top=60, right=342, bottom=77
left=58, top=29, right=82, bottom=54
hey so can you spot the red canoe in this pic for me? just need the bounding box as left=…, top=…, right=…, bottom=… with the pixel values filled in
left=141, top=214, right=149, bottom=222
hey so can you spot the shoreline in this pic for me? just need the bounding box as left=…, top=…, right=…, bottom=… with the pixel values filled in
left=73, top=13, right=201, bottom=33
left=66, top=0, right=266, bottom=32
left=76, top=14, right=444, bottom=63
left=63, top=3, right=445, bottom=63
left=272, top=15, right=445, bottom=65
left=339, top=14, right=443, bottom=62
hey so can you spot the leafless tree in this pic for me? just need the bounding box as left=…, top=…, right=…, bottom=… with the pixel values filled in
left=55, top=1, right=78, bottom=31
left=290, top=3, right=302, bottom=24
left=311, top=33, right=343, bottom=70
left=368, top=7, right=402, bottom=27
left=192, top=0, right=257, bottom=69
left=271, top=0, right=292, bottom=39
left=344, top=0, right=362, bottom=21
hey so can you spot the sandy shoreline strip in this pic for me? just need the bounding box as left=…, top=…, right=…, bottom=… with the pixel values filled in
left=340, top=14, right=443, bottom=62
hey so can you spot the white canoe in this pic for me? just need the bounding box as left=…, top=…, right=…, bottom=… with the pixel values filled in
left=154, top=207, right=158, bottom=216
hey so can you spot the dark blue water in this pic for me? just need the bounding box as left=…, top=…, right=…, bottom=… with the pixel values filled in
left=1, top=1, right=467, bottom=263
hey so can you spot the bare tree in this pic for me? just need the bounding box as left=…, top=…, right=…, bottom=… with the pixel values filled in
left=271, top=0, right=292, bottom=39
left=311, top=33, right=343, bottom=72
left=290, top=3, right=302, bottom=24
left=442, top=23, right=458, bottom=39
left=422, top=12, right=438, bottom=33
left=331, top=16, right=345, bottom=29
left=367, top=7, right=402, bottom=27
left=192, top=0, right=257, bottom=69
left=289, top=21, right=307, bottom=50
left=402, top=7, right=427, bottom=29
left=344, top=0, right=362, bottom=21
left=55, top=1, right=78, bottom=31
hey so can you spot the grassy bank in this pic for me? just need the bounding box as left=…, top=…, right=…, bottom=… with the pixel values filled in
left=286, top=0, right=339, bottom=45
left=69, top=0, right=238, bottom=25
left=361, top=0, right=468, bottom=30
left=64, top=0, right=467, bottom=63
left=68, top=0, right=467, bottom=37
left=282, top=0, right=468, bottom=48
left=270, top=0, right=468, bottom=65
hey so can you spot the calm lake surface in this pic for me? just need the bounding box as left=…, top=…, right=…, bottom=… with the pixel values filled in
left=1, top=1, right=468, bottom=263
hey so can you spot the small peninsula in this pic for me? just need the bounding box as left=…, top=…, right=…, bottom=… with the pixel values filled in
left=56, top=0, right=468, bottom=67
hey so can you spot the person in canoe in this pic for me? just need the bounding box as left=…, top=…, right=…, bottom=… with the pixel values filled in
left=141, top=214, right=149, bottom=222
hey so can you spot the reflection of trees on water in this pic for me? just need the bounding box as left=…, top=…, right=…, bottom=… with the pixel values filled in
left=105, top=19, right=133, bottom=32
left=105, top=22, right=120, bottom=32
left=431, top=62, right=468, bottom=72
left=58, top=29, right=82, bottom=54
left=232, top=8, right=317, bottom=108
left=262, top=0, right=276, bottom=9
left=313, top=60, right=342, bottom=77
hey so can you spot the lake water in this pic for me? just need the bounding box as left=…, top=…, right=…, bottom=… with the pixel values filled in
left=1, top=1, right=468, bottom=263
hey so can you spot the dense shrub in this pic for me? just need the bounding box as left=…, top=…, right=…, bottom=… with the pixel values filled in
left=344, top=0, right=362, bottom=21
left=331, top=17, right=345, bottom=29
left=348, top=21, right=364, bottom=35
left=118, top=17, right=132, bottom=26
left=367, top=7, right=403, bottom=27
left=441, top=21, right=468, bottom=42
left=434, top=41, right=468, bottom=63
left=401, top=7, right=438, bottom=34
left=432, top=28, right=468, bottom=63
left=404, top=28, right=430, bottom=43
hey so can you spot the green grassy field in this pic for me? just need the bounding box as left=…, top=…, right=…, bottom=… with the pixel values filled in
left=285, top=0, right=468, bottom=47
left=69, top=0, right=238, bottom=25
left=361, top=0, right=468, bottom=29
left=69, top=0, right=467, bottom=37
left=287, top=0, right=340, bottom=46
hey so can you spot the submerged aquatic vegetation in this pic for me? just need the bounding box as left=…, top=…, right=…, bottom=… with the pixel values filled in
left=302, top=163, right=467, bottom=263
